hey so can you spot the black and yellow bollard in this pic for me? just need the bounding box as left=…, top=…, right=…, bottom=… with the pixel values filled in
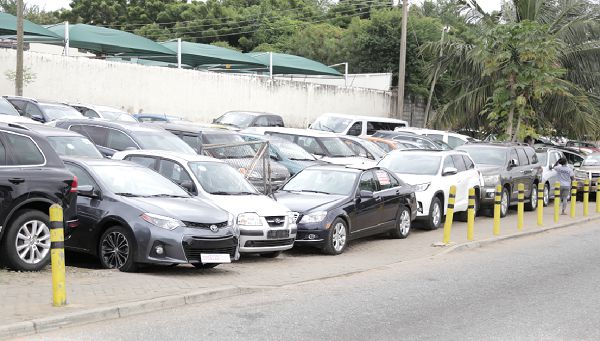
left=442, top=185, right=456, bottom=244
left=537, top=182, right=544, bottom=226
left=583, top=179, right=590, bottom=217
left=554, top=182, right=560, bottom=223
left=570, top=181, right=577, bottom=218
left=493, top=184, right=501, bottom=236
left=50, top=204, right=67, bottom=307
left=467, top=188, right=475, bottom=241
left=517, top=183, right=525, bottom=230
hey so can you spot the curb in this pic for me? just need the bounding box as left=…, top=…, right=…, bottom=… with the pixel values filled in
left=0, top=285, right=266, bottom=340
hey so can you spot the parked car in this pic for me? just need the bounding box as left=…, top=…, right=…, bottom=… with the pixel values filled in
left=274, top=165, right=417, bottom=255
left=213, top=111, right=284, bottom=129
left=363, top=136, right=418, bottom=152
left=395, top=127, right=475, bottom=148
left=565, top=140, right=600, bottom=155
left=379, top=150, right=482, bottom=230
left=558, top=147, right=585, bottom=168
left=0, top=97, right=37, bottom=124
left=458, top=143, right=543, bottom=217
left=245, top=127, right=373, bottom=166
left=573, top=153, right=600, bottom=194
left=133, top=113, right=187, bottom=123
left=339, top=135, right=388, bottom=161
left=371, top=131, right=439, bottom=150
left=63, top=157, right=237, bottom=272
left=0, top=123, right=78, bottom=271
left=23, top=123, right=104, bottom=159
left=309, top=113, right=408, bottom=136
left=69, top=103, right=138, bottom=122
left=535, top=147, right=564, bottom=206
left=155, top=123, right=291, bottom=193
left=53, top=119, right=196, bottom=157
left=4, top=96, right=83, bottom=123
left=241, top=133, right=326, bottom=176
left=113, top=150, right=297, bottom=257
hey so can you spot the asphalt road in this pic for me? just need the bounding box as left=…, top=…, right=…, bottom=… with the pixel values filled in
left=21, top=220, right=600, bottom=341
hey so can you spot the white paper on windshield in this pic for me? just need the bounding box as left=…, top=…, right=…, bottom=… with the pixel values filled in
left=375, top=170, right=391, bottom=186
left=200, top=253, right=231, bottom=263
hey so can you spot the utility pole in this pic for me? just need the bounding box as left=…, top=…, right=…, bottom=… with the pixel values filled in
left=424, top=26, right=449, bottom=127
left=15, top=0, right=24, bottom=96
left=396, top=0, right=408, bottom=120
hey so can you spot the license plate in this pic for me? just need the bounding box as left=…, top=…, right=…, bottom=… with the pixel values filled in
left=200, top=253, right=231, bottom=263
left=267, top=230, right=289, bottom=239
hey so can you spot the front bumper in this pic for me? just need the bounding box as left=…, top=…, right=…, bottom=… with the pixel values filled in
left=238, top=216, right=296, bottom=253
left=480, top=186, right=499, bottom=207
left=293, top=219, right=329, bottom=248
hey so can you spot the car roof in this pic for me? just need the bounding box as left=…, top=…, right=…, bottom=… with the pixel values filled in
left=70, top=103, right=127, bottom=113
left=388, top=149, right=467, bottom=156
left=317, top=113, right=408, bottom=124
left=157, top=122, right=232, bottom=134
left=460, top=142, right=530, bottom=148
left=62, top=156, right=139, bottom=168
left=115, top=150, right=222, bottom=163
left=23, top=123, right=86, bottom=137
left=246, top=127, right=338, bottom=137
left=56, top=119, right=169, bottom=133
left=224, top=111, right=278, bottom=117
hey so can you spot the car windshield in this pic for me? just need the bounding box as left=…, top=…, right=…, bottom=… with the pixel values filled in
left=359, top=139, right=387, bottom=158
left=0, top=98, right=20, bottom=116
left=40, top=104, right=82, bottom=120
left=100, top=111, right=137, bottom=122
left=204, top=133, right=256, bottom=158
left=283, top=169, right=357, bottom=195
left=536, top=152, right=548, bottom=165
left=135, top=132, right=196, bottom=154
left=583, top=154, right=600, bottom=166
left=320, top=137, right=356, bottom=157
left=311, top=116, right=352, bottom=133
left=47, top=136, right=103, bottom=158
left=272, top=140, right=315, bottom=160
left=188, top=161, right=258, bottom=195
left=460, top=147, right=507, bottom=166
left=379, top=154, right=441, bottom=175
left=93, top=165, right=190, bottom=197
left=214, top=112, right=255, bottom=128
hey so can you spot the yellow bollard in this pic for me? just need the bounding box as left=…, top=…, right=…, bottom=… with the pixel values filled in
left=442, top=185, right=456, bottom=244
left=583, top=179, right=590, bottom=217
left=596, top=180, right=600, bottom=214
left=517, top=183, right=524, bottom=230
left=554, top=182, right=560, bottom=223
left=570, top=181, right=577, bottom=218
left=537, top=182, right=544, bottom=226
left=467, top=188, right=475, bottom=241
left=49, top=204, right=67, bottom=307
left=493, top=184, right=501, bottom=236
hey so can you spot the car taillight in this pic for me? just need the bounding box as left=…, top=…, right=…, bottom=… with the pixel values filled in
left=70, top=176, right=78, bottom=193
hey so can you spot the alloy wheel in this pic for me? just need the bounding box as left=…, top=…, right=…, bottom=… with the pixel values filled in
left=531, top=187, right=538, bottom=208
left=332, top=222, right=347, bottom=252
left=544, top=185, right=549, bottom=206
left=432, top=202, right=441, bottom=227
left=501, top=190, right=509, bottom=216
left=15, top=220, right=50, bottom=265
left=101, top=231, right=130, bottom=269
left=399, top=210, right=411, bottom=236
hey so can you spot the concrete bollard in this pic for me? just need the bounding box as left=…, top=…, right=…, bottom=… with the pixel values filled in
left=517, top=183, right=524, bottom=230
left=49, top=204, right=67, bottom=307
left=442, top=185, right=456, bottom=244
left=493, top=184, right=502, bottom=236
left=467, top=187, right=475, bottom=241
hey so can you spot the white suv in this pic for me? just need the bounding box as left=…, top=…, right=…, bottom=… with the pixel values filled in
left=378, top=150, right=483, bottom=230
left=113, top=150, right=297, bottom=258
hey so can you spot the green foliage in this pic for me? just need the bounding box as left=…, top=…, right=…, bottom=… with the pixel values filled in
left=210, top=41, right=241, bottom=52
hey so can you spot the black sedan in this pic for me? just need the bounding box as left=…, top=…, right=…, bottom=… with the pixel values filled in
left=274, top=165, right=417, bottom=255
left=62, top=158, right=238, bottom=272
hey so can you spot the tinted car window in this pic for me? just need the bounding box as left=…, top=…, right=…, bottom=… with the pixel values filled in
left=462, top=155, right=475, bottom=170
left=443, top=155, right=455, bottom=170
left=65, top=164, right=96, bottom=187
left=344, top=140, right=368, bottom=158
left=106, top=129, right=137, bottom=150
left=297, top=136, right=325, bottom=156
left=4, top=132, right=44, bottom=165
left=7, top=99, right=26, bottom=114
left=451, top=155, right=467, bottom=172
left=447, top=136, right=465, bottom=148
left=0, top=137, right=7, bottom=165
left=25, top=103, right=43, bottom=119
left=347, top=122, right=362, bottom=136
left=509, top=149, right=519, bottom=166
left=47, top=136, right=103, bottom=158
left=359, top=171, right=378, bottom=192
left=0, top=98, right=21, bottom=116
left=426, top=134, right=444, bottom=141
left=83, top=109, right=100, bottom=118
left=375, top=169, right=394, bottom=190
left=254, top=116, right=269, bottom=127
left=127, top=155, right=157, bottom=168
left=71, top=125, right=108, bottom=147
left=367, top=122, right=389, bottom=135
left=158, top=159, right=193, bottom=185
left=524, top=147, right=538, bottom=164
left=180, top=134, right=200, bottom=151
left=268, top=132, right=295, bottom=142
left=516, top=148, right=529, bottom=165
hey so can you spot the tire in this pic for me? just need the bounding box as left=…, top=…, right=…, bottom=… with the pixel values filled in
left=260, top=251, right=282, bottom=258
left=192, top=263, right=219, bottom=269
left=500, top=188, right=510, bottom=218
left=99, top=226, right=138, bottom=272
left=424, top=197, right=443, bottom=230
left=1, top=210, right=51, bottom=271
left=543, top=183, right=550, bottom=207
left=525, top=185, right=538, bottom=211
left=322, top=218, right=348, bottom=255
left=389, top=206, right=411, bottom=239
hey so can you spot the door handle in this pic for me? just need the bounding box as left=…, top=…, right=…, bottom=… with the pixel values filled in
left=375, top=196, right=382, bottom=202
left=9, top=178, right=25, bottom=184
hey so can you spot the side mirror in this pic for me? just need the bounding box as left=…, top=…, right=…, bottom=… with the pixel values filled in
left=574, top=161, right=582, bottom=168
left=180, top=180, right=196, bottom=194
left=442, top=167, right=458, bottom=176
left=78, top=185, right=100, bottom=198
left=30, top=114, right=44, bottom=123
left=508, top=159, right=518, bottom=168
left=358, top=190, right=374, bottom=198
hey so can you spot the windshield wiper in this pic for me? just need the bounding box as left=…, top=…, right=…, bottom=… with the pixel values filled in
left=210, top=191, right=257, bottom=195
left=289, top=158, right=314, bottom=161
left=146, top=194, right=188, bottom=198
left=115, top=192, right=140, bottom=197
left=298, top=190, right=331, bottom=194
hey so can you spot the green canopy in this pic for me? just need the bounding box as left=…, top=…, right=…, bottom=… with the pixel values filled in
left=246, top=52, right=342, bottom=76
left=155, top=41, right=265, bottom=68
left=0, top=12, right=61, bottom=39
left=46, top=23, right=174, bottom=56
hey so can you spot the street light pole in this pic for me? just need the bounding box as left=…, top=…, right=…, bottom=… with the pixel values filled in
left=396, top=0, right=408, bottom=120
left=15, top=0, right=24, bottom=96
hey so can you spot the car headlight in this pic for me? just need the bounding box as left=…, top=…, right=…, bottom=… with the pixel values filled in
left=413, top=183, right=431, bottom=192
left=140, top=213, right=184, bottom=230
left=300, top=211, right=328, bottom=224
left=227, top=213, right=235, bottom=227
left=483, top=175, right=501, bottom=186
left=287, top=212, right=298, bottom=224
left=237, top=212, right=262, bottom=226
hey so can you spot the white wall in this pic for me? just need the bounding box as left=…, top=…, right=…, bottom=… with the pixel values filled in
left=274, top=73, right=392, bottom=91
left=0, top=49, right=394, bottom=127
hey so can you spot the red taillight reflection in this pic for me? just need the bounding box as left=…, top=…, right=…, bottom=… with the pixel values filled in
left=70, top=175, right=78, bottom=193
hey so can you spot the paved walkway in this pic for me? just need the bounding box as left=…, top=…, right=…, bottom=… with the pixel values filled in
left=1, top=201, right=597, bottom=328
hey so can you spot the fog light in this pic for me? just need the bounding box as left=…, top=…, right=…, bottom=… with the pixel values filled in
left=308, top=234, right=317, bottom=240
left=155, top=245, right=164, bottom=255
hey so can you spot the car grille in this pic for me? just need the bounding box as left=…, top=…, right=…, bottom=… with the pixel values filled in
left=183, top=221, right=228, bottom=230
left=265, top=216, right=285, bottom=227
left=244, top=239, right=294, bottom=248
left=183, top=246, right=237, bottom=261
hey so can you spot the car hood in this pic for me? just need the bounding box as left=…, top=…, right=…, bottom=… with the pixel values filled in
left=0, top=114, right=37, bottom=124
left=475, top=165, right=504, bottom=175
left=272, top=191, right=347, bottom=213
left=321, top=156, right=376, bottom=167
left=207, top=193, right=291, bottom=216
left=123, top=196, right=229, bottom=224
left=392, top=173, right=436, bottom=186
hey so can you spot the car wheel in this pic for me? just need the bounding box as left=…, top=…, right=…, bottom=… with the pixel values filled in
left=1, top=210, right=51, bottom=271
left=192, top=263, right=219, bottom=269
left=543, top=183, right=550, bottom=207
left=99, top=226, right=137, bottom=272
left=525, top=185, right=538, bottom=211
left=259, top=251, right=282, bottom=258
left=500, top=188, right=510, bottom=218
left=323, top=218, right=348, bottom=255
left=424, top=197, right=443, bottom=230
left=389, top=207, right=411, bottom=239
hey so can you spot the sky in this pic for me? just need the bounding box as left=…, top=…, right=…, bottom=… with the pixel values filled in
left=27, top=0, right=502, bottom=12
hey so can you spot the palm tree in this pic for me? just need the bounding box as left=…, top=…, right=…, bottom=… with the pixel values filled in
left=430, top=0, right=600, bottom=140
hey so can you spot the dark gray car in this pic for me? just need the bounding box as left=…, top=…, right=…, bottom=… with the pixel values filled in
left=459, top=143, right=543, bottom=217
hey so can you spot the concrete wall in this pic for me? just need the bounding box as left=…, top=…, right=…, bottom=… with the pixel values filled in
left=0, top=49, right=394, bottom=128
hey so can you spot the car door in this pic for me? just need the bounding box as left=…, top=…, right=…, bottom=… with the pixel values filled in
left=157, top=158, right=197, bottom=194
left=0, top=133, right=15, bottom=226
left=440, top=155, right=461, bottom=213
left=451, top=154, right=469, bottom=211
left=353, top=170, right=382, bottom=235
left=516, top=147, right=533, bottom=196
left=374, top=169, right=401, bottom=227
left=462, top=154, right=481, bottom=193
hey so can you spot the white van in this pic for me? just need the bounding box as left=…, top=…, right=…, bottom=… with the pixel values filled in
left=309, top=113, right=408, bottom=136
left=395, top=127, right=475, bottom=148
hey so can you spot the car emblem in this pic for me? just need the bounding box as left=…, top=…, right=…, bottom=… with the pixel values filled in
left=274, top=218, right=281, bottom=224
left=209, top=225, right=218, bottom=233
